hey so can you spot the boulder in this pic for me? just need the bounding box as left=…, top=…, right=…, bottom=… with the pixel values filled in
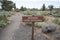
left=41, top=23, right=57, bottom=33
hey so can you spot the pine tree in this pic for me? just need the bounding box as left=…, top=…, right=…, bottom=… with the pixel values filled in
left=42, top=4, right=45, bottom=11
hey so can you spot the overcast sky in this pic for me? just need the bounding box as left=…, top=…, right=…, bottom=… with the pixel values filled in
left=11, top=0, right=60, bottom=9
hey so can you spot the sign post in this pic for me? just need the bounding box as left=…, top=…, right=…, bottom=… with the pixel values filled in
left=22, top=15, right=44, bottom=40
left=31, top=15, right=35, bottom=40
left=32, top=22, right=34, bottom=40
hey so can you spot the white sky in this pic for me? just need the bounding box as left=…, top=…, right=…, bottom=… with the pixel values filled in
left=11, top=0, right=60, bottom=9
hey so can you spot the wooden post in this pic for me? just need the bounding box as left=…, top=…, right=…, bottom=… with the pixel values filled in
left=32, top=22, right=34, bottom=40
left=31, top=15, right=35, bottom=40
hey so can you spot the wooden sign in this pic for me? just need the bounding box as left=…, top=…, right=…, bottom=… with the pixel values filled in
left=22, top=15, right=44, bottom=40
left=22, top=16, right=44, bottom=22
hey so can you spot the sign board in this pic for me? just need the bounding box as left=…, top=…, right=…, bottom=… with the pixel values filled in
left=22, top=16, right=44, bottom=22
left=22, top=15, right=44, bottom=40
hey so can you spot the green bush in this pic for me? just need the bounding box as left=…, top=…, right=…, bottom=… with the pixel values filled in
left=36, top=11, right=49, bottom=16
left=25, top=22, right=46, bottom=28
left=53, top=18, right=60, bottom=25
left=34, top=22, right=46, bottom=28
left=23, top=11, right=49, bottom=16
left=0, top=12, right=10, bottom=28
left=23, top=11, right=32, bottom=15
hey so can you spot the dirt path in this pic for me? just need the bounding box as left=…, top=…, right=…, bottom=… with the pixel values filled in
left=1, top=13, right=23, bottom=40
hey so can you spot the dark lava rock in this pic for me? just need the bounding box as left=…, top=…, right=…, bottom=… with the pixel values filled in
left=41, top=23, right=57, bottom=33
